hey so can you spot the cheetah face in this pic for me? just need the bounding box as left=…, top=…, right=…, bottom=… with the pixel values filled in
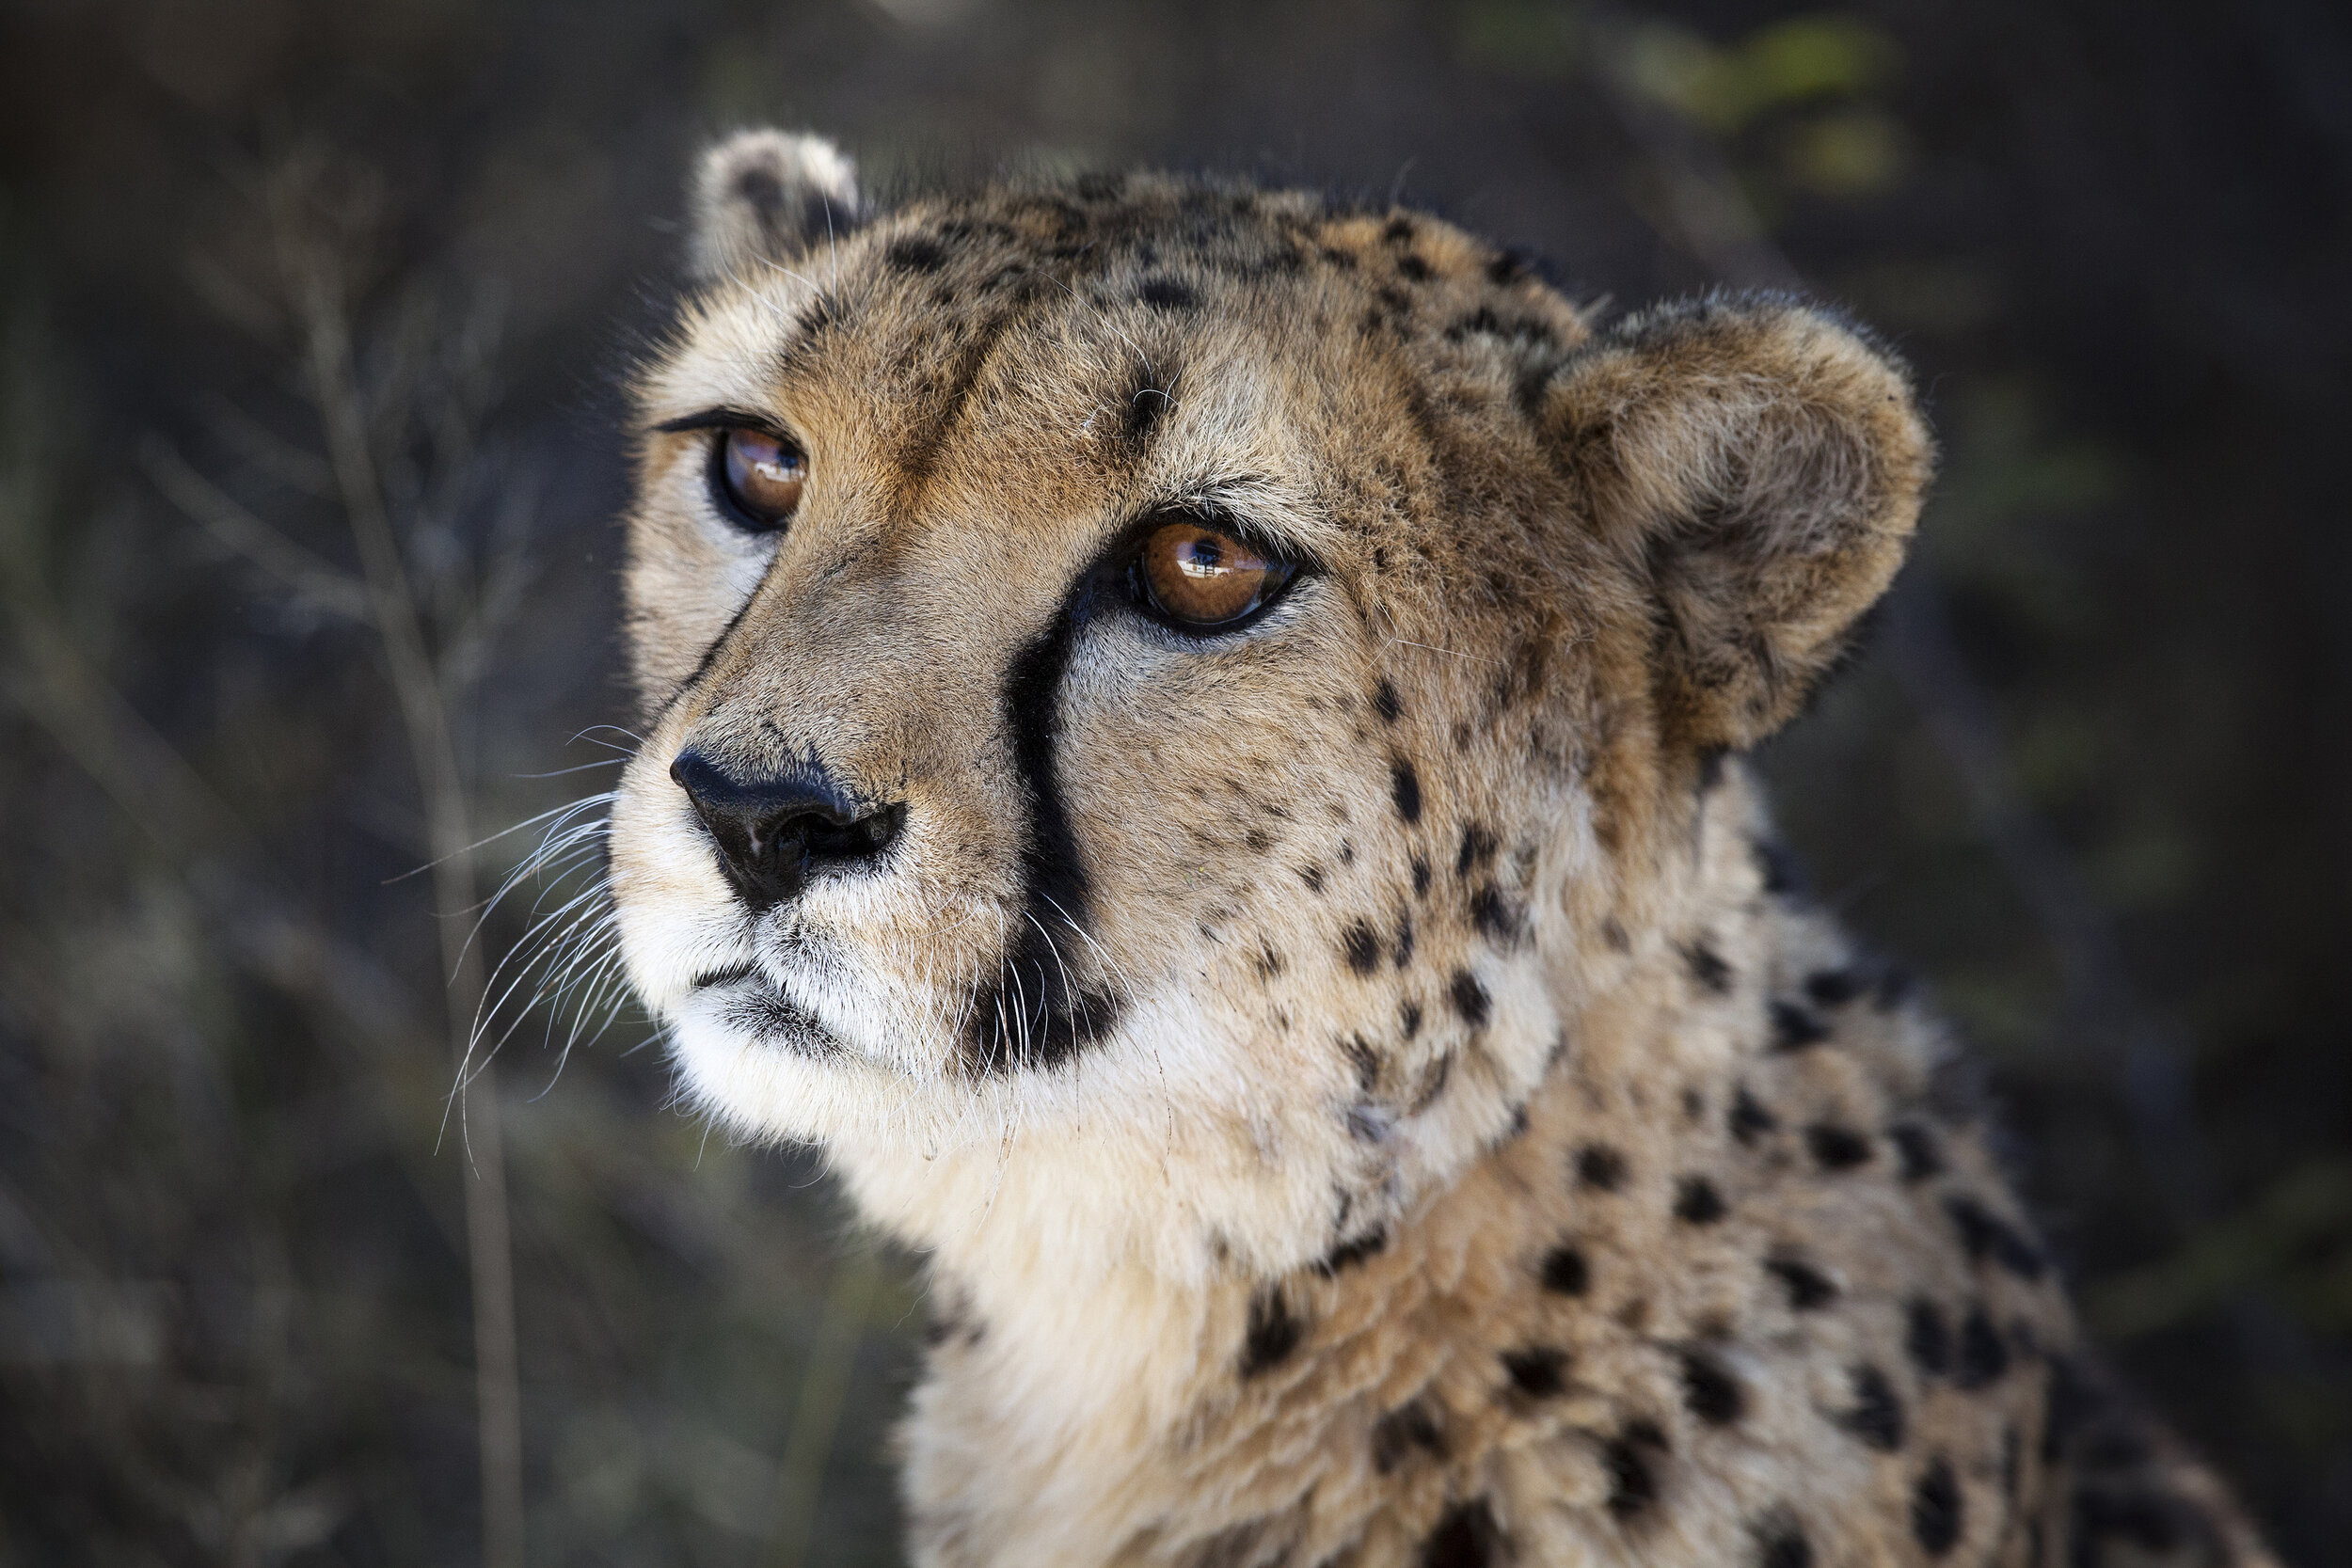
left=605, top=133, right=1929, bottom=1273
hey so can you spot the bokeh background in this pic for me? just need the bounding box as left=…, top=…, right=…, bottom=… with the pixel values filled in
left=3, top=0, right=2349, bottom=1562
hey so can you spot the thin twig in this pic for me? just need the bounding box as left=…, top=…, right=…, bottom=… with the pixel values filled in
left=768, top=1250, right=882, bottom=1568
left=270, top=172, right=526, bottom=1568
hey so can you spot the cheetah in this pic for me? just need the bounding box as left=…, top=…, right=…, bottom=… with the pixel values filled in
left=601, top=129, right=2279, bottom=1567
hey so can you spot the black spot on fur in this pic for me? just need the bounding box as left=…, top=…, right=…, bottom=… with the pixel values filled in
left=1243, top=827, right=1272, bottom=853
left=1805, top=1124, right=1874, bottom=1171
left=1680, top=1352, right=1745, bottom=1425
left=1681, top=1086, right=1705, bottom=1121
left=1394, top=912, right=1417, bottom=968
left=1253, top=944, right=1285, bottom=981
left=1468, top=883, right=1519, bottom=941
left=1674, top=1177, right=1726, bottom=1225
left=1601, top=1435, right=1657, bottom=1518
left=1316, top=1228, right=1389, bottom=1276
left=1419, top=1499, right=1500, bottom=1568
left=1300, top=864, right=1327, bottom=894
left=1398, top=252, right=1433, bottom=281
left=1954, top=1307, right=2009, bottom=1389
left=1343, top=921, right=1382, bottom=975
left=884, top=234, right=948, bottom=273
left=1766, top=1258, right=1838, bottom=1310
left=1541, top=1245, right=1590, bottom=1295
left=1399, top=998, right=1423, bottom=1040
left=1455, top=823, right=1500, bottom=877
left=1445, top=305, right=1504, bottom=342
left=1411, top=856, right=1433, bottom=898
left=1683, top=942, right=1734, bottom=994
left=1372, top=1401, right=1446, bottom=1473
left=1486, top=245, right=1543, bottom=286
left=1837, top=1365, right=1905, bottom=1452
left=1448, top=969, right=1491, bottom=1029
left=922, top=1302, right=966, bottom=1348
left=1136, top=275, right=1200, bottom=310
left=1409, top=1051, right=1454, bottom=1112
left=1946, top=1196, right=2047, bottom=1279
left=1502, top=1346, right=1568, bottom=1397
left=790, top=293, right=840, bottom=345
left=1770, top=1001, right=1833, bottom=1051
left=1374, top=678, right=1403, bottom=722
left=1391, top=759, right=1423, bottom=823
left=1239, top=1288, right=1301, bottom=1377
left=1577, top=1145, right=1629, bottom=1192
left=1342, top=1034, right=1379, bottom=1091
left=1383, top=215, right=1417, bottom=243
left=1910, top=1458, right=1962, bottom=1555
left=1730, top=1086, right=1779, bottom=1144
left=1891, top=1122, right=1945, bottom=1181
left=1906, top=1299, right=1952, bottom=1376
left=1804, top=968, right=1865, bottom=1006
left=1752, top=1515, right=1814, bottom=1568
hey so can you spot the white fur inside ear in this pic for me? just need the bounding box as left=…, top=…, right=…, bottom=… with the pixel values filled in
left=689, top=129, right=861, bottom=285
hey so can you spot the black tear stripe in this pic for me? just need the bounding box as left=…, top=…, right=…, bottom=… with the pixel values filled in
left=649, top=593, right=762, bottom=731
left=966, top=584, right=1122, bottom=1072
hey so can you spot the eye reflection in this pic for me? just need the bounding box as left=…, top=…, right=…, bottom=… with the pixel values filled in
left=717, top=428, right=806, bottom=530
left=1133, top=518, right=1295, bottom=629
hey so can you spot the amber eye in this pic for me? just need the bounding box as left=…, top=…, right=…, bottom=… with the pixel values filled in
left=714, top=427, right=806, bottom=531
left=1132, top=517, right=1296, bottom=630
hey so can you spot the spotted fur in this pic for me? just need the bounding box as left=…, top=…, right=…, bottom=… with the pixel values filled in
left=603, top=130, right=2276, bottom=1568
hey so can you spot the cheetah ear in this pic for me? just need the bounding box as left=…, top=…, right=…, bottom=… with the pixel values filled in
left=1539, top=294, right=1932, bottom=751
left=688, top=129, right=864, bottom=286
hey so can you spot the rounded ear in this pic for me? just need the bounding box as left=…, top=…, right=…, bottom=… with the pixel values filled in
left=688, top=129, right=863, bottom=286
left=1540, top=294, right=1932, bottom=751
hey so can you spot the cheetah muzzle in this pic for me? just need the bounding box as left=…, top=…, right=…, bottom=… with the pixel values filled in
left=602, top=128, right=2278, bottom=1568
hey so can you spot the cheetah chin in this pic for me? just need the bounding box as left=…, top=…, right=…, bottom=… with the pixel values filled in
left=599, top=128, right=2278, bottom=1568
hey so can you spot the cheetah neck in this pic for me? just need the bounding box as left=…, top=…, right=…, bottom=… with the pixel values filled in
left=879, top=778, right=2069, bottom=1566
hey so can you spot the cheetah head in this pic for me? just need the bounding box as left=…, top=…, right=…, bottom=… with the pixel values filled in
left=607, top=131, right=1931, bottom=1280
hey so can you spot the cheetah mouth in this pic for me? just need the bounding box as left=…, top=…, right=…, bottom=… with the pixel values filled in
left=688, top=962, right=844, bottom=1059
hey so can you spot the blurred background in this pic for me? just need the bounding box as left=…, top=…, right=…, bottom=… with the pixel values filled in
left=2, top=0, right=2348, bottom=1562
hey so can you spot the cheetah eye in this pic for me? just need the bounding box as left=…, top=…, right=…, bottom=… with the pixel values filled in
left=1129, top=515, right=1297, bottom=632
left=713, top=427, right=806, bottom=531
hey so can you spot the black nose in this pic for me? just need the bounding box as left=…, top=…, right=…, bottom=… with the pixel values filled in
left=669, top=748, right=905, bottom=911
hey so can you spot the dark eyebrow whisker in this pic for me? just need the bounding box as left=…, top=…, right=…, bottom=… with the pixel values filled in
left=1126, top=484, right=1316, bottom=571
left=652, top=406, right=793, bottom=438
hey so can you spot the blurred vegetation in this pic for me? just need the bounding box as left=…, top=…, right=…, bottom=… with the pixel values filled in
left=2, top=0, right=2348, bottom=1562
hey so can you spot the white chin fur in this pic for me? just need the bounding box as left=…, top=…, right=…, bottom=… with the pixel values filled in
left=655, top=959, right=1561, bottom=1286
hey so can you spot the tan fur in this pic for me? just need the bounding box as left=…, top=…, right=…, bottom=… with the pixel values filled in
left=601, top=130, right=2276, bottom=1568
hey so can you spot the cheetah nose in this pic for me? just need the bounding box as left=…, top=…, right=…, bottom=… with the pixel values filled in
left=669, top=747, right=905, bottom=912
